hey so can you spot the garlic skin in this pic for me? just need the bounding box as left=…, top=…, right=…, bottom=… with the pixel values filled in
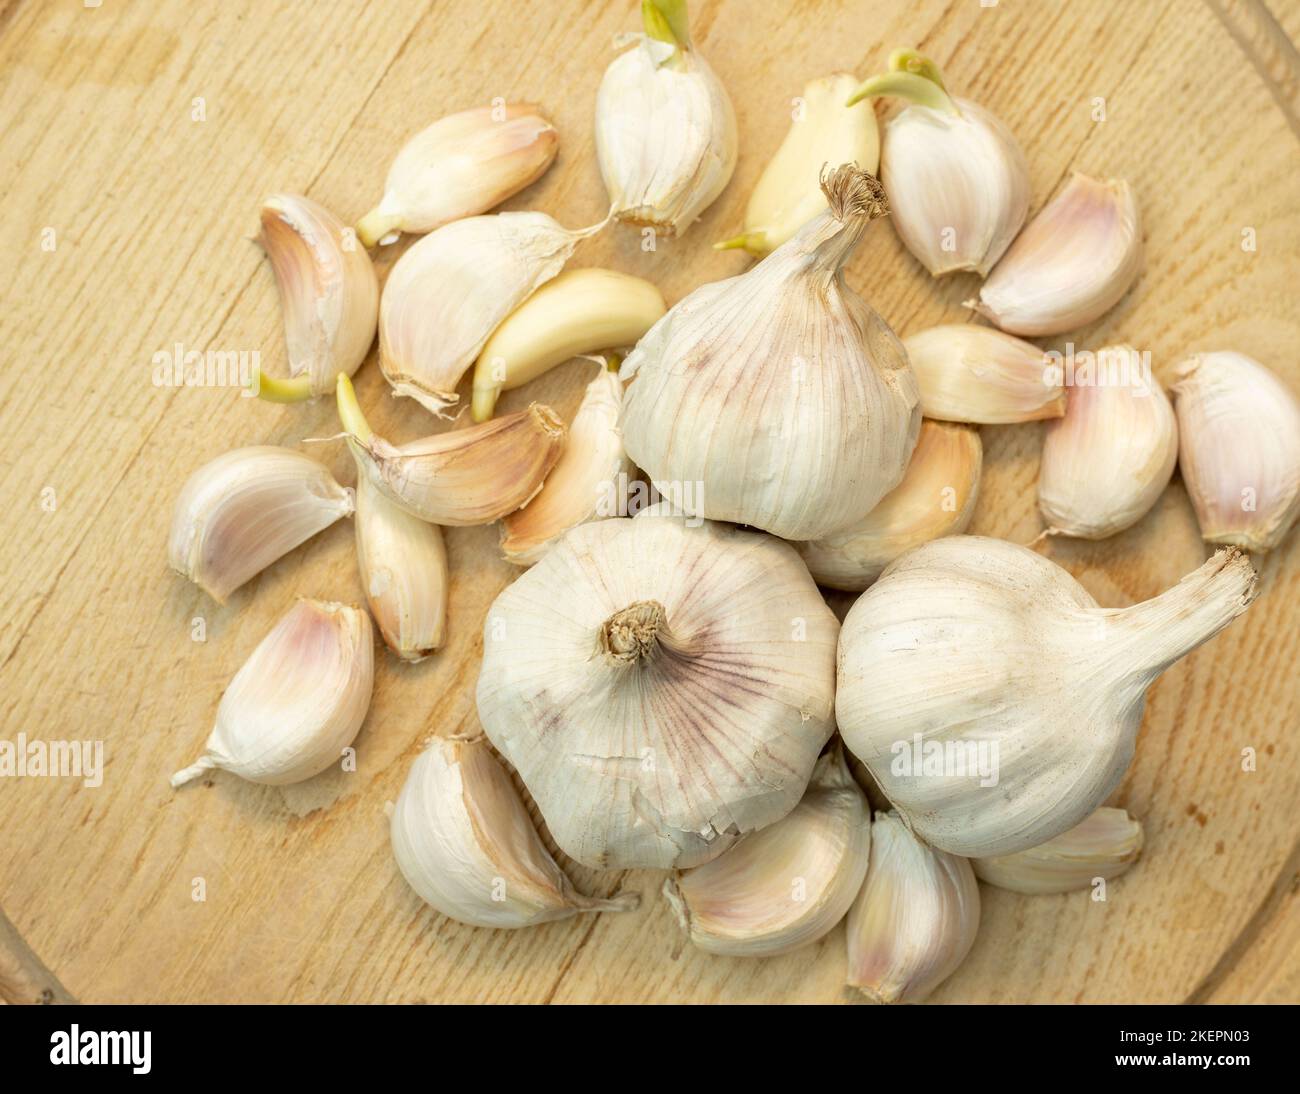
left=621, top=165, right=921, bottom=541
left=903, top=324, right=1063, bottom=424
left=356, top=104, right=558, bottom=247
left=663, top=746, right=870, bottom=957
left=846, top=810, right=980, bottom=1004
left=391, top=736, right=639, bottom=929
left=171, top=600, right=374, bottom=787
left=500, top=365, right=630, bottom=566
left=168, top=446, right=355, bottom=604
left=797, top=420, right=981, bottom=591
left=974, top=806, right=1144, bottom=895
left=836, top=536, right=1257, bottom=858
left=972, top=173, right=1142, bottom=337
left=1039, top=346, right=1177, bottom=539
left=1172, top=351, right=1300, bottom=552
left=717, top=73, right=878, bottom=256
left=476, top=514, right=839, bottom=871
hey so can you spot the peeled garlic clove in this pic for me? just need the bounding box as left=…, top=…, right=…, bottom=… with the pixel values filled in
left=836, top=536, right=1257, bottom=858
left=974, top=806, right=1143, bottom=895
left=663, top=745, right=870, bottom=957
left=621, top=165, right=921, bottom=541
left=1172, top=351, right=1300, bottom=552
left=470, top=268, right=666, bottom=422
left=477, top=514, right=839, bottom=870
left=847, top=49, right=1029, bottom=277
left=391, top=735, right=639, bottom=929
left=337, top=375, right=564, bottom=526
left=846, top=810, right=980, bottom=1004
left=595, top=0, right=737, bottom=237
left=717, top=73, right=878, bottom=257
left=797, top=420, right=981, bottom=591
left=903, top=323, right=1062, bottom=424
left=356, top=104, right=558, bottom=247
left=971, top=173, right=1142, bottom=337
left=1038, top=345, right=1177, bottom=539
left=500, top=364, right=630, bottom=566
left=168, top=446, right=354, bottom=604
left=171, top=599, right=374, bottom=787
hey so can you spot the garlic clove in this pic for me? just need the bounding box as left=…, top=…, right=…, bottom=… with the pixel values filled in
left=595, top=0, right=737, bottom=237
left=845, top=810, right=980, bottom=1004
left=1039, top=345, right=1177, bottom=539
left=337, top=375, right=565, bottom=526
left=1172, top=351, right=1300, bottom=552
left=836, top=536, right=1257, bottom=858
left=970, top=173, right=1142, bottom=337
left=500, top=363, right=631, bottom=566
left=663, top=745, right=870, bottom=957
left=903, top=323, right=1063, bottom=424
left=168, top=446, right=355, bottom=604
left=171, top=599, right=374, bottom=787
left=254, top=194, right=379, bottom=403
left=356, top=104, right=558, bottom=247
left=470, top=268, right=665, bottom=422
left=973, top=806, right=1144, bottom=895
left=717, top=73, right=878, bottom=257
left=391, top=735, right=639, bottom=929
left=797, top=420, right=981, bottom=591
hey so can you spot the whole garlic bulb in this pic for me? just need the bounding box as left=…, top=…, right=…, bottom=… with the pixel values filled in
left=476, top=514, right=839, bottom=870
left=836, top=536, right=1257, bottom=858
left=620, top=165, right=921, bottom=541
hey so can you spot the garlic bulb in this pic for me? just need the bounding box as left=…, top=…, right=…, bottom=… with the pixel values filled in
left=594, top=0, right=737, bottom=237
left=500, top=364, right=630, bottom=566
left=717, top=72, right=878, bottom=257
left=974, top=806, right=1144, bottom=895
left=797, top=420, right=981, bottom=591
left=337, top=375, right=565, bottom=526
left=255, top=194, right=379, bottom=403
left=903, top=324, right=1063, bottom=424
left=846, top=810, right=980, bottom=1004
left=476, top=514, right=839, bottom=870
left=379, top=211, right=604, bottom=415
left=847, top=49, right=1029, bottom=277
left=662, top=746, right=870, bottom=957
left=1039, top=345, right=1177, bottom=539
left=620, top=165, right=921, bottom=541
left=391, top=735, right=639, bottom=928
left=1172, top=351, right=1300, bottom=552
left=971, top=173, right=1142, bottom=337
left=470, top=268, right=665, bottom=422
left=168, top=446, right=354, bottom=603
left=836, top=536, right=1257, bottom=858
left=171, top=599, right=373, bottom=787
left=356, top=103, right=558, bottom=247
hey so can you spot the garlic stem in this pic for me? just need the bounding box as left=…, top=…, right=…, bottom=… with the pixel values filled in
left=847, top=70, right=958, bottom=114
left=335, top=373, right=374, bottom=442
left=887, top=47, right=948, bottom=90
left=642, top=0, right=690, bottom=49
left=254, top=371, right=314, bottom=404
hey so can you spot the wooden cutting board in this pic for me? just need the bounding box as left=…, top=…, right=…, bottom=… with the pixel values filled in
left=1, top=0, right=1296, bottom=1004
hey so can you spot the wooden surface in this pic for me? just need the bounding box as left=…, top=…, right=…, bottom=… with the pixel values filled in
left=1, top=0, right=1297, bottom=1004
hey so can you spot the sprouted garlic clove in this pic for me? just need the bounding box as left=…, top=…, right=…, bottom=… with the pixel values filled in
left=973, top=806, right=1144, bottom=895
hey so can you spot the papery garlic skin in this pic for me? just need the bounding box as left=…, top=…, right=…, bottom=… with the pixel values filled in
left=846, top=810, right=980, bottom=1004
left=663, top=746, right=870, bottom=957
left=171, top=600, right=373, bottom=787
left=974, top=806, right=1143, bottom=895
left=1172, top=351, right=1300, bottom=552
left=903, top=324, right=1062, bottom=424
left=168, top=446, right=354, bottom=604
left=477, top=514, right=839, bottom=871
left=621, top=166, right=921, bottom=541
left=972, top=173, right=1141, bottom=337
left=391, top=736, right=639, bottom=929
left=356, top=104, right=558, bottom=246
left=797, top=420, right=981, bottom=591
left=1039, top=345, right=1177, bottom=539
left=836, top=536, right=1256, bottom=858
